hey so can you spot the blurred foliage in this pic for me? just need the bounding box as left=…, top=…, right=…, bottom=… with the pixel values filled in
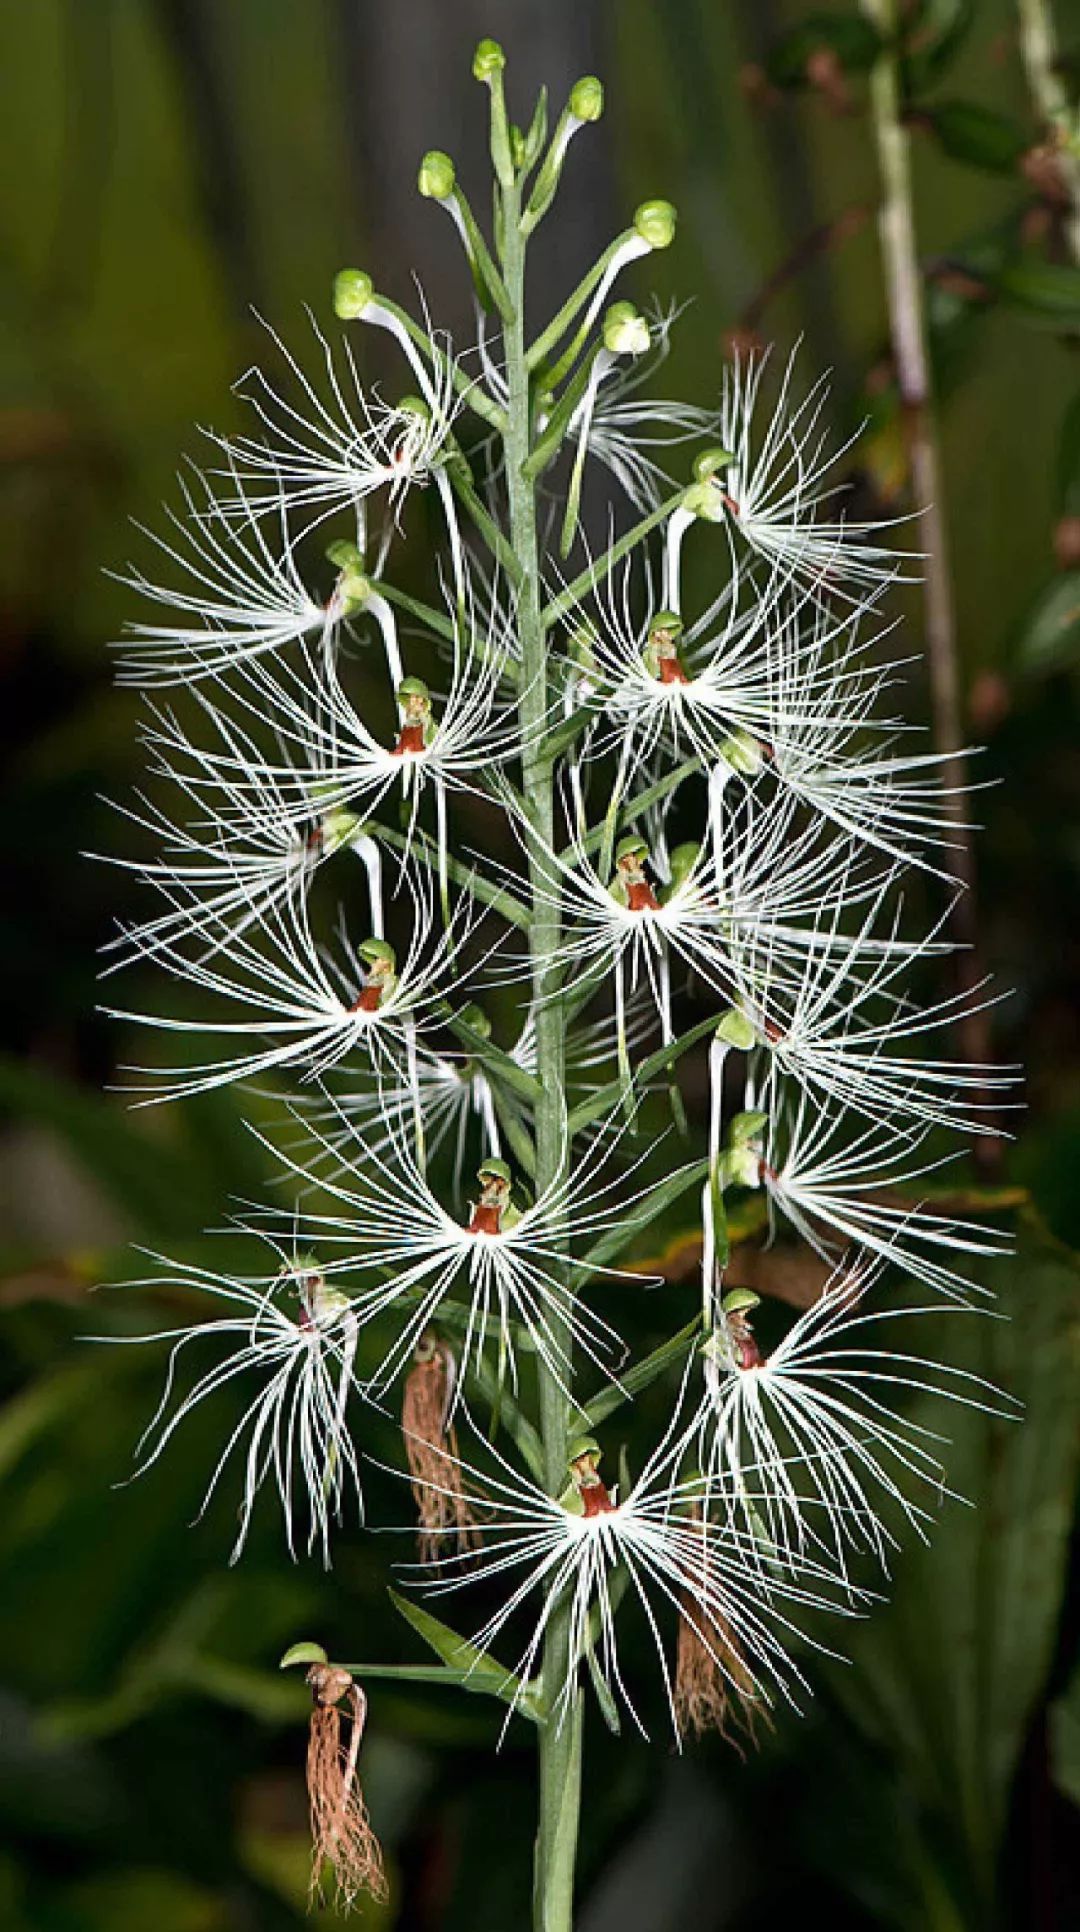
left=1, top=0, right=1079, bottom=1927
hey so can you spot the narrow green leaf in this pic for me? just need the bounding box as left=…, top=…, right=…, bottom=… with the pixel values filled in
left=830, top=1227, right=1080, bottom=1900
left=388, top=1589, right=544, bottom=1722
left=365, top=822, right=531, bottom=929
left=583, top=1631, right=620, bottom=1734
left=995, top=261, right=1080, bottom=330
left=582, top=1319, right=700, bottom=1430
left=375, top=579, right=457, bottom=644
left=441, top=1007, right=543, bottom=1102
left=568, top=1012, right=720, bottom=1136
left=542, top=494, right=686, bottom=630
left=572, top=757, right=703, bottom=859
left=571, top=1158, right=708, bottom=1286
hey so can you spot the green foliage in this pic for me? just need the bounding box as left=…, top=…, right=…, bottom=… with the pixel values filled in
left=384, top=1591, right=545, bottom=1724
left=1, top=1, right=1078, bottom=1926
left=827, top=1225, right=1080, bottom=1922
left=918, top=101, right=1028, bottom=174
left=1013, top=572, right=1080, bottom=676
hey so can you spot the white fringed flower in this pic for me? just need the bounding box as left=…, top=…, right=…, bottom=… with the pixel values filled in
left=734, top=892, right=1015, bottom=1139
left=697, top=1264, right=1016, bottom=1580
left=112, top=468, right=332, bottom=688
left=215, top=317, right=462, bottom=532
left=107, top=863, right=467, bottom=1103
left=516, top=789, right=903, bottom=1074
left=761, top=602, right=974, bottom=873
left=710, top=348, right=907, bottom=594
left=405, top=1415, right=864, bottom=1739
left=759, top=1094, right=1011, bottom=1304
left=252, top=1102, right=671, bottom=1389
left=579, top=554, right=785, bottom=771
left=108, top=1251, right=364, bottom=1564
left=98, top=684, right=374, bottom=972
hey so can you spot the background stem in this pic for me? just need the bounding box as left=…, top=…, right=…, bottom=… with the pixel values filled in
left=861, top=0, right=998, bottom=1145
left=500, top=180, right=582, bottom=1932
left=1016, top=0, right=1080, bottom=265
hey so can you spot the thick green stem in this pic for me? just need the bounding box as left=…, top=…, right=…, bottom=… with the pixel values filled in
left=500, top=183, right=582, bottom=1932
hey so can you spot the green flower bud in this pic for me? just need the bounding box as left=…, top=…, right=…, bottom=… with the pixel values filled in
left=418, top=149, right=456, bottom=200
left=333, top=561, right=371, bottom=613
left=333, top=268, right=374, bottom=319
left=692, top=445, right=734, bottom=481
left=633, top=198, right=677, bottom=249
left=603, top=300, right=650, bottom=356
left=510, top=124, right=527, bottom=169
left=715, top=1007, right=756, bottom=1051
left=325, top=538, right=365, bottom=573
left=570, top=75, right=604, bottom=122
left=473, top=37, right=505, bottom=81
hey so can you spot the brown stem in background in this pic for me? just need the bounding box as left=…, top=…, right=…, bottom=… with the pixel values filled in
left=1016, top=0, right=1080, bottom=263
left=735, top=203, right=872, bottom=341
left=861, top=0, right=1000, bottom=1164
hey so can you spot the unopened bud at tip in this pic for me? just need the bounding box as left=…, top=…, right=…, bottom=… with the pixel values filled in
left=603, top=300, right=650, bottom=356
left=473, top=37, right=505, bottom=81
left=634, top=198, right=677, bottom=249
left=693, top=445, right=734, bottom=481
left=418, top=149, right=456, bottom=200
left=333, top=268, right=374, bottom=319
left=570, top=75, right=604, bottom=122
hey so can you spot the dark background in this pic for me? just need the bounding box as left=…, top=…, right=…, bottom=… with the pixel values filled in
left=1, top=2, right=1079, bottom=1927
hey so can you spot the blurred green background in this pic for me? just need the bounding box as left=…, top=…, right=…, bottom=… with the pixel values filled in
left=1, top=1, right=1079, bottom=1926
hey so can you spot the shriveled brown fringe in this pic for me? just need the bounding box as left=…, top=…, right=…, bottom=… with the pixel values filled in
left=305, top=1663, right=388, bottom=1910
left=674, top=1511, right=771, bottom=1755
left=401, top=1331, right=481, bottom=1565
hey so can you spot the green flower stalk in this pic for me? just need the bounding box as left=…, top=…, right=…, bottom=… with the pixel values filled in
left=101, top=36, right=1018, bottom=1930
